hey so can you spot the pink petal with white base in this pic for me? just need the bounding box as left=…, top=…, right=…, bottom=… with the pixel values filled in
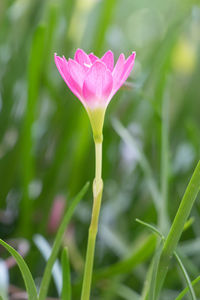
left=74, top=48, right=91, bottom=67
left=68, top=59, right=86, bottom=90
left=55, top=50, right=136, bottom=109
left=82, top=61, right=113, bottom=107
left=120, top=52, right=136, bottom=85
left=101, top=50, right=114, bottom=71
left=54, top=55, right=68, bottom=79
left=111, top=53, right=125, bottom=94
left=54, top=54, right=82, bottom=100
left=89, top=53, right=98, bottom=64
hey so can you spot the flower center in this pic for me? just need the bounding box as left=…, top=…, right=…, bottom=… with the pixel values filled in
left=84, top=62, right=92, bottom=68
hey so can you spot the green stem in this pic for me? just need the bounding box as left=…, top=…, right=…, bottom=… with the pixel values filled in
left=81, top=142, right=103, bottom=300
left=160, top=92, right=170, bottom=234
left=174, top=252, right=196, bottom=300
left=155, top=160, right=200, bottom=298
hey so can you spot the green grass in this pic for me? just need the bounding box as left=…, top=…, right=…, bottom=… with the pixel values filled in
left=0, top=0, right=200, bottom=299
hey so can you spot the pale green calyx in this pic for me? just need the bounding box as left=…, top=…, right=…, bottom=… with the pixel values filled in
left=86, top=107, right=106, bottom=143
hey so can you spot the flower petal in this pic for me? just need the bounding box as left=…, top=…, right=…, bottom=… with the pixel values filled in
left=54, top=54, right=82, bottom=100
left=112, top=53, right=125, bottom=92
left=111, top=52, right=136, bottom=97
left=82, top=61, right=113, bottom=107
left=89, top=53, right=98, bottom=64
left=101, top=50, right=114, bottom=71
left=74, top=48, right=91, bottom=67
left=68, top=59, right=86, bottom=89
left=120, top=52, right=136, bottom=84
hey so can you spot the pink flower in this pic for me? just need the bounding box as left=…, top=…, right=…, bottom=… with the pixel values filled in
left=54, top=49, right=136, bottom=142
left=54, top=49, right=136, bottom=110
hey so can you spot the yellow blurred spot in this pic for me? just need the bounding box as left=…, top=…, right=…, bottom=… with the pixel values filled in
left=172, top=38, right=196, bottom=74
left=68, top=0, right=97, bottom=45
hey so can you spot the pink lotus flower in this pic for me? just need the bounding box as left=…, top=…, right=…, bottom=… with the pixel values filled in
left=54, top=49, right=136, bottom=142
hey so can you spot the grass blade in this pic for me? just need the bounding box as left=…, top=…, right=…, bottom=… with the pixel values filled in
left=160, top=88, right=170, bottom=234
left=148, top=241, right=164, bottom=300
left=175, top=275, right=200, bottom=300
left=61, top=247, right=71, bottom=300
left=135, top=219, right=164, bottom=239
left=0, top=239, right=38, bottom=300
left=137, top=218, right=198, bottom=299
left=33, top=235, right=62, bottom=295
left=38, top=182, right=89, bottom=300
left=155, top=160, right=200, bottom=298
left=174, top=252, right=197, bottom=300
left=19, top=24, right=46, bottom=237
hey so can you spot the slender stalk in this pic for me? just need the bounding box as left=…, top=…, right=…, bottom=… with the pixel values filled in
left=155, top=160, right=200, bottom=298
left=174, top=252, right=196, bottom=300
left=81, top=142, right=103, bottom=300
left=160, top=92, right=170, bottom=234
left=95, top=142, right=102, bottom=181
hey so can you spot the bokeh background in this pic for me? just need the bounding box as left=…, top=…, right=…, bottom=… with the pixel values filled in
left=0, top=0, right=200, bottom=299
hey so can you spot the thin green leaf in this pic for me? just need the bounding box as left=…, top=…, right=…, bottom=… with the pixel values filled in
left=174, top=252, right=196, bottom=300
left=0, top=239, right=38, bottom=300
left=141, top=260, right=154, bottom=300
left=136, top=217, right=193, bottom=240
left=148, top=241, right=164, bottom=300
left=135, top=219, right=164, bottom=239
left=33, top=235, right=62, bottom=294
left=137, top=218, right=198, bottom=300
left=61, top=247, right=71, bottom=300
left=175, top=275, right=200, bottom=300
left=160, top=88, right=170, bottom=233
left=155, top=160, right=200, bottom=298
left=38, top=182, right=89, bottom=300
left=19, top=23, right=46, bottom=237
left=183, top=217, right=195, bottom=232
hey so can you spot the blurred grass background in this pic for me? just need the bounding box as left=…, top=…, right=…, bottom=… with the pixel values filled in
left=0, top=0, right=200, bottom=299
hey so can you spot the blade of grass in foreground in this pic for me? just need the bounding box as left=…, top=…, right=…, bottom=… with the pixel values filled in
left=175, top=275, right=200, bottom=300
left=61, top=247, right=71, bottom=300
left=33, top=234, right=62, bottom=294
left=148, top=242, right=164, bottom=300
left=174, top=252, right=196, bottom=300
left=137, top=218, right=196, bottom=300
left=0, top=239, right=38, bottom=300
left=38, top=182, right=89, bottom=300
left=155, top=160, right=200, bottom=298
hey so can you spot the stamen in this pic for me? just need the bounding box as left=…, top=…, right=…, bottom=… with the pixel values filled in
left=84, top=62, right=92, bottom=68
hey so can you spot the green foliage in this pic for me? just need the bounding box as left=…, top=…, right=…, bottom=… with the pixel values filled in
left=61, top=247, right=71, bottom=300
left=0, top=240, right=38, bottom=300
left=38, top=182, right=89, bottom=300
left=0, top=0, right=200, bottom=299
